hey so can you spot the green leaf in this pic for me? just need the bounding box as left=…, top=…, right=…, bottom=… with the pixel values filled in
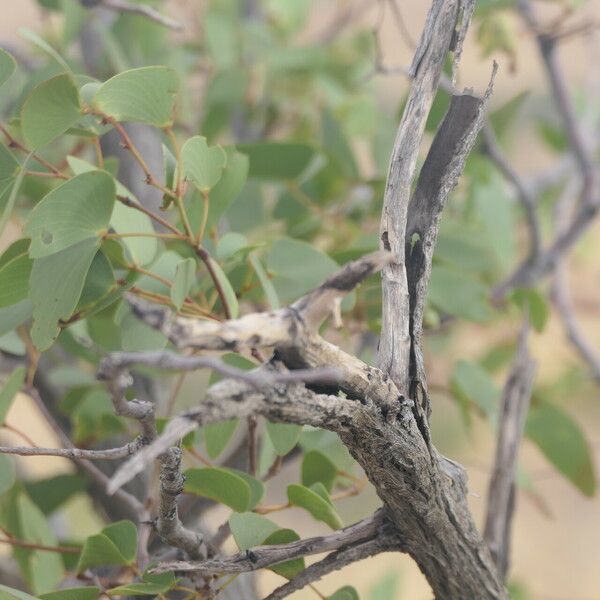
left=0, top=143, right=19, bottom=181
left=30, top=238, right=99, bottom=351
left=229, top=512, right=279, bottom=551
left=0, top=240, right=30, bottom=269
left=77, top=250, right=115, bottom=312
left=108, top=571, right=176, bottom=596
left=428, top=265, right=492, bottom=322
left=112, top=203, right=158, bottom=266
left=171, top=258, right=196, bottom=310
left=237, top=142, right=316, bottom=180
left=0, top=366, right=26, bottom=424
left=216, top=232, right=249, bottom=262
left=0, top=584, right=40, bottom=600
left=329, top=586, right=360, bottom=600
left=0, top=154, right=32, bottom=239
left=25, top=171, right=115, bottom=258
left=526, top=401, right=596, bottom=497
left=0, top=48, right=16, bottom=88
left=16, top=493, right=64, bottom=593
left=0, top=301, right=32, bottom=338
left=77, top=520, right=137, bottom=573
left=0, top=455, right=15, bottom=496
left=92, top=66, right=179, bottom=126
left=19, top=26, right=71, bottom=72
left=0, top=253, right=33, bottom=307
left=322, top=110, right=358, bottom=179
left=230, top=468, right=264, bottom=510
left=203, top=419, right=239, bottom=459
left=301, top=450, right=337, bottom=492
left=265, top=421, right=301, bottom=456
left=182, top=136, right=227, bottom=192
left=24, top=474, right=87, bottom=515
left=67, top=155, right=157, bottom=266
left=451, top=360, right=499, bottom=424
left=207, top=258, right=239, bottom=318
left=263, top=528, right=305, bottom=579
left=511, top=288, right=549, bottom=333
left=249, top=254, right=280, bottom=310
left=489, top=91, right=529, bottom=141
left=21, top=74, right=81, bottom=148
left=266, top=238, right=339, bottom=304
left=206, top=147, right=249, bottom=230
left=39, top=588, right=101, bottom=600
left=435, top=228, right=495, bottom=274
left=287, top=483, right=343, bottom=529
left=472, top=171, right=516, bottom=273
left=120, top=311, right=167, bottom=352
left=184, top=467, right=251, bottom=511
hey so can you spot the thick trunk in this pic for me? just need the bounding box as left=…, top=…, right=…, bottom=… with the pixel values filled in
left=340, top=406, right=507, bottom=599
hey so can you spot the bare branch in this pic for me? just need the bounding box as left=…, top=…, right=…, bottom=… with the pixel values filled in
left=106, top=370, right=355, bottom=495
left=550, top=178, right=600, bottom=381
left=156, top=447, right=208, bottom=560
left=26, top=385, right=146, bottom=520
left=0, top=437, right=144, bottom=460
left=482, top=122, right=542, bottom=265
left=484, top=323, right=536, bottom=579
left=264, top=531, right=402, bottom=600
left=153, top=510, right=389, bottom=574
left=99, top=350, right=342, bottom=388
left=126, top=250, right=390, bottom=352
left=552, top=264, right=600, bottom=381
left=82, top=0, right=184, bottom=30
left=492, top=0, right=600, bottom=296
left=378, top=0, right=460, bottom=394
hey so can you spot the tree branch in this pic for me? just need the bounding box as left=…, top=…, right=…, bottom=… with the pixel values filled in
left=153, top=510, right=390, bottom=574
left=155, top=447, right=208, bottom=561
left=550, top=178, right=600, bottom=381
left=99, top=350, right=341, bottom=389
left=0, top=437, right=144, bottom=460
left=484, top=323, right=536, bottom=579
left=264, top=531, right=402, bottom=600
left=378, top=0, right=460, bottom=394
left=492, top=0, right=600, bottom=296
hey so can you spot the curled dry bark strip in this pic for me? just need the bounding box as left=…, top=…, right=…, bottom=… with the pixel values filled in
left=379, top=0, right=460, bottom=395
left=153, top=509, right=389, bottom=574
left=406, top=76, right=494, bottom=423
left=484, top=324, right=536, bottom=579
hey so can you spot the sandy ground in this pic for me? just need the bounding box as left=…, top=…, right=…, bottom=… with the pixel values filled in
left=1, top=2, right=600, bottom=599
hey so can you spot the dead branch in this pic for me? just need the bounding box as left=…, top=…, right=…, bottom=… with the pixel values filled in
left=153, top=510, right=390, bottom=574
left=484, top=323, right=536, bottom=579
left=378, top=0, right=460, bottom=395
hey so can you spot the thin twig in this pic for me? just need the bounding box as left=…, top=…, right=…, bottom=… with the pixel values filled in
left=0, top=437, right=144, bottom=460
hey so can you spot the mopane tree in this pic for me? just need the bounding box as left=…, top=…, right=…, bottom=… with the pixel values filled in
left=0, top=1, right=597, bottom=599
